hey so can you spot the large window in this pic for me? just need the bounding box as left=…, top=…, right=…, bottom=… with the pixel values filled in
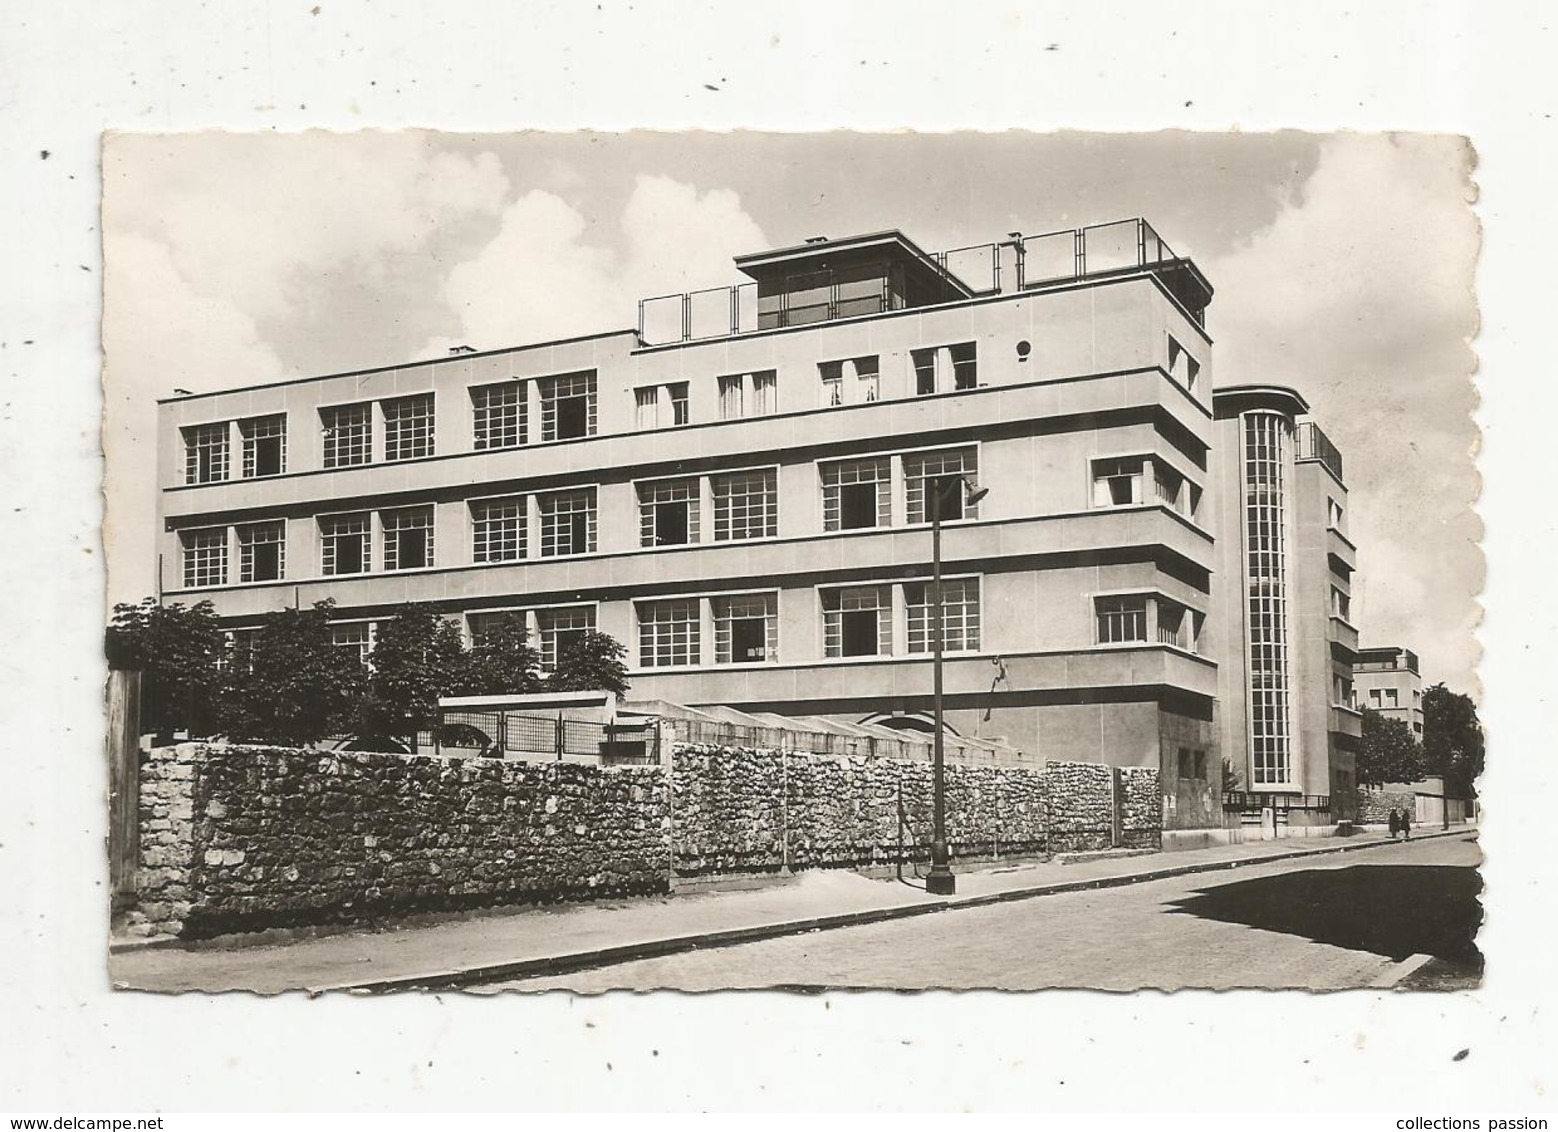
left=1169, top=336, right=1201, bottom=392
left=239, top=414, right=286, bottom=478
left=471, top=382, right=525, bottom=450
left=821, top=457, right=890, bottom=531
left=712, top=469, right=777, bottom=541
left=905, top=577, right=981, bottom=654
left=713, top=593, right=777, bottom=664
left=330, top=621, right=373, bottom=668
left=1092, top=457, right=1145, bottom=506
left=904, top=448, right=979, bottom=523
left=1156, top=599, right=1201, bottom=652
left=1331, top=585, right=1351, bottom=621
left=539, top=488, right=596, bottom=556
left=717, top=374, right=744, bottom=420
left=636, top=382, right=690, bottom=429
left=638, top=478, right=699, bottom=547
left=382, top=506, right=434, bottom=570
left=182, top=423, right=229, bottom=485
left=820, top=356, right=882, bottom=407
left=320, top=403, right=372, bottom=469
left=638, top=598, right=700, bottom=668
left=822, top=585, right=891, bottom=658
left=537, top=606, right=595, bottom=671
left=383, top=393, right=435, bottom=461
left=718, top=370, right=776, bottom=419
left=911, top=342, right=977, bottom=395
left=471, top=497, right=525, bottom=563
left=236, top=520, right=285, bottom=583
left=181, top=527, right=227, bottom=588
left=1096, top=596, right=1149, bottom=644
left=1245, top=411, right=1294, bottom=789
left=320, top=513, right=370, bottom=575
left=539, top=371, right=596, bottom=441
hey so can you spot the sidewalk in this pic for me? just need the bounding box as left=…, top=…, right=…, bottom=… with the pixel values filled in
left=109, top=827, right=1473, bottom=994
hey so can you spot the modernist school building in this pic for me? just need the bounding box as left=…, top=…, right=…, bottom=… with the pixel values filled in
left=154, top=218, right=1359, bottom=830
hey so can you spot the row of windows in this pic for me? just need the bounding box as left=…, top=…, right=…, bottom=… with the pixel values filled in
left=231, top=584, right=1195, bottom=678
left=176, top=440, right=1210, bottom=587
left=180, top=329, right=1206, bottom=485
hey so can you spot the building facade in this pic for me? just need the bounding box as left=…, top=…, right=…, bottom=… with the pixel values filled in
left=155, top=219, right=1235, bottom=827
left=1354, top=646, right=1424, bottom=736
left=1205, top=386, right=1360, bottom=824
left=153, top=218, right=1372, bottom=833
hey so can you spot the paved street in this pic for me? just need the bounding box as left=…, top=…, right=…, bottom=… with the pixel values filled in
left=487, top=832, right=1481, bottom=992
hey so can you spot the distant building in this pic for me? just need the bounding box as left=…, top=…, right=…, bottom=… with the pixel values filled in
left=1354, top=645, right=1424, bottom=737
left=152, top=216, right=1359, bottom=833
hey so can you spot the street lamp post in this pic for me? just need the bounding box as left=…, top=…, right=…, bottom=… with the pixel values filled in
left=925, top=474, right=989, bottom=897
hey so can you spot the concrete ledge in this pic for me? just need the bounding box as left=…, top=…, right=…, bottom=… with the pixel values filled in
left=322, top=827, right=1471, bottom=994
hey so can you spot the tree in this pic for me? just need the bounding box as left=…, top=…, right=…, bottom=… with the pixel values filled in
left=104, top=598, right=224, bottom=741
left=1221, top=758, right=1243, bottom=794
left=452, top=612, right=543, bottom=697
left=548, top=629, right=631, bottom=697
left=358, top=604, right=468, bottom=744
left=214, top=600, right=363, bottom=747
left=1357, top=707, right=1425, bottom=787
left=1422, top=683, right=1484, bottom=799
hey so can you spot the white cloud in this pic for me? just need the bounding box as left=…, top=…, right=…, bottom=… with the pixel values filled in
left=102, top=233, right=289, bottom=604
left=426, top=175, right=768, bottom=353
left=1203, top=133, right=1481, bottom=692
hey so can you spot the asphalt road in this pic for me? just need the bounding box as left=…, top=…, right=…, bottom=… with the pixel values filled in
left=487, top=832, right=1482, bottom=993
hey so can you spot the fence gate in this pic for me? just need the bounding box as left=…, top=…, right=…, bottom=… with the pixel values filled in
left=107, top=670, right=141, bottom=910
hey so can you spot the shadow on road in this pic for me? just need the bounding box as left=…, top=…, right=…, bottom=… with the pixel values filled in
left=1167, top=865, right=1483, bottom=969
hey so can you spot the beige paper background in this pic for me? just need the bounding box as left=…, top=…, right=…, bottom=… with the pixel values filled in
left=3, top=0, right=1550, bottom=1113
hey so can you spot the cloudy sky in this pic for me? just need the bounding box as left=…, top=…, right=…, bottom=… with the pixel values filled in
left=102, top=130, right=1480, bottom=693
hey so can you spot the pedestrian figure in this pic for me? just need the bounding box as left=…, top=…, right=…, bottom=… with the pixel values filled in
left=1388, top=808, right=1401, bottom=840
left=1401, top=809, right=1412, bottom=841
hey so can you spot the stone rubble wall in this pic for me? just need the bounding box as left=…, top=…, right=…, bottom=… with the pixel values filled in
left=1358, top=785, right=1420, bottom=825
left=130, top=741, right=1160, bottom=939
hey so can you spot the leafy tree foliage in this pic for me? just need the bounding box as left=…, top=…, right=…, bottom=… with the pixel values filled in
left=357, top=604, right=469, bottom=745
left=1221, top=758, right=1243, bottom=794
left=1357, top=707, right=1426, bottom=786
left=1422, top=683, right=1485, bottom=798
left=453, top=612, right=543, bottom=697
left=104, top=598, right=224, bottom=740
left=548, top=629, right=631, bottom=697
left=214, top=600, right=364, bottom=747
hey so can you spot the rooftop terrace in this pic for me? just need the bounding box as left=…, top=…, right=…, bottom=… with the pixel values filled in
left=636, top=217, right=1213, bottom=346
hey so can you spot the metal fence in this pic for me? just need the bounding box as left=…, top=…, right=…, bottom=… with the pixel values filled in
left=1222, top=792, right=1332, bottom=813
left=434, top=709, right=662, bottom=765
left=662, top=716, right=1034, bottom=767
left=636, top=218, right=1207, bottom=344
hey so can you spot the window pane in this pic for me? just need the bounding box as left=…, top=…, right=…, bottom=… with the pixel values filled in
left=712, top=469, right=777, bottom=541
left=383, top=394, right=435, bottom=461
left=713, top=593, right=777, bottom=664
left=472, top=498, right=525, bottom=563
left=321, top=403, right=372, bottom=468
left=638, top=478, right=699, bottom=547
left=471, top=382, right=525, bottom=450
left=905, top=448, right=978, bottom=523
left=906, top=577, right=981, bottom=653
left=669, top=383, right=690, bottom=426
left=635, top=387, right=659, bottom=429
left=237, top=520, right=285, bottom=583
left=183, top=423, right=230, bottom=485
left=321, top=513, right=370, bottom=575
left=382, top=506, right=434, bottom=570
left=638, top=599, right=700, bottom=667
left=912, top=349, right=936, bottom=395
left=821, top=457, right=889, bottom=531
left=823, top=585, right=890, bottom=658
left=718, top=374, right=744, bottom=419
left=540, top=489, right=596, bottom=556
left=751, top=371, right=776, bottom=415
left=537, top=606, right=595, bottom=670
left=239, top=415, right=286, bottom=477
left=181, top=527, right=227, bottom=587
left=950, top=342, right=977, bottom=389
left=540, top=372, right=596, bottom=441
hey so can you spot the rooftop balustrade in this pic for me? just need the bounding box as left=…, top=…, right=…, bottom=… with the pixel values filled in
left=636, top=218, right=1211, bottom=345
